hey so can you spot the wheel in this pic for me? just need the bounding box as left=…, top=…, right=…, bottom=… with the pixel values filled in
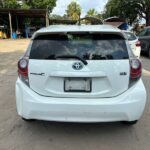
left=148, top=47, right=150, bottom=58
left=121, top=120, right=138, bottom=125
left=21, top=117, right=35, bottom=122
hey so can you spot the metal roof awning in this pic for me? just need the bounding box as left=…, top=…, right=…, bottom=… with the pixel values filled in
left=0, top=9, right=49, bottom=38
left=103, top=17, right=128, bottom=30
left=0, top=9, right=47, bottom=17
left=103, top=16, right=126, bottom=22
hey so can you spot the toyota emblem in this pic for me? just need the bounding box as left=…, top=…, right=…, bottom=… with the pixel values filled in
left=72, top=62, right=83, bottom=70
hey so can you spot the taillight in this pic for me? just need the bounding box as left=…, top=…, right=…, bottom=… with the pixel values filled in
left=136, top=41, right=141, bottom=47
left=18, top=58, right=29, bottom=86
left=130, top=59, right=142, bottom=80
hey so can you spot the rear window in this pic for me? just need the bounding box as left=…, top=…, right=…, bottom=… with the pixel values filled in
left=124, top=32, right=137, bottom=41
left=30, top=33, right=129, bottom=60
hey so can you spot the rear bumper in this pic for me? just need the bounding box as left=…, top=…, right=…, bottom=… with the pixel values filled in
left=16, top=78, right=147, bottom=122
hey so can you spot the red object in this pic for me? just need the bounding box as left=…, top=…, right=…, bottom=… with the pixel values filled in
left=18, top=59, right=28, bottom=77
left=130, top=59, right=142, bottom=79
left=136, top=41, right=141, bottom=47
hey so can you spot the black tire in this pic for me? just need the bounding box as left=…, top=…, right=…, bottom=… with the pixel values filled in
left=21, top=117, right=35, bottom=122
left=121, top=120, right=138, bottom=125
left=148, top=47, right=150, bottom=58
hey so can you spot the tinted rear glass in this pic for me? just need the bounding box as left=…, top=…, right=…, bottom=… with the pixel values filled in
left=30, top=33, right=129, bottom=60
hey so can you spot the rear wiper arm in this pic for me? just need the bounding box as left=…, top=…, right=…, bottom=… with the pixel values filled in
left=55, top=55, right=88, bottom=65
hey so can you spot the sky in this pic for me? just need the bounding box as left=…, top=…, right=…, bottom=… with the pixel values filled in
left=52, top=0, right=108, bottom=17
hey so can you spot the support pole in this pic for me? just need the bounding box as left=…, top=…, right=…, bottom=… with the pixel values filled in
left=46, top=10, right=49, bottom=27
left=9, top=12, right=12, bottom=38
left=16, top=16, right=19, bottom=31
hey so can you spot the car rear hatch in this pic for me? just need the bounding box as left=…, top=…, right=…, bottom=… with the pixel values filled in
left=28, top=32, right=130, bottom=98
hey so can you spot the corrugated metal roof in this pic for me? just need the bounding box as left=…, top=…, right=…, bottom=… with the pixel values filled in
left=0, top=9, right=47, bottom=17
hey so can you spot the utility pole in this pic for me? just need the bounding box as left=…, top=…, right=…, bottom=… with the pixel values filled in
left=9, top=12, right=12, bottom=38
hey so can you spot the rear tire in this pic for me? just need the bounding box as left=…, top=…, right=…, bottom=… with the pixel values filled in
left=148, top=47, right=150, bottom=58
left=121, top=120, right=138, bottom=125
left=21, top=117, right=35, bottom=122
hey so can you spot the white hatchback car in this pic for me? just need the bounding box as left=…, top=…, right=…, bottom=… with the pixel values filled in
left=16, top=25, right=146, bottom=125
left=123, top=31, right=141, bottom=58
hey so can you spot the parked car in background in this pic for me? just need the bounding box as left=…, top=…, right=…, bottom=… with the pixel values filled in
left=123, top=31, right=141, bottom=58
left=138, top=27, right=150, bottom=58
left=16, top=25, right=146, bottom=125
left=28, top=27, right=37, bottom=38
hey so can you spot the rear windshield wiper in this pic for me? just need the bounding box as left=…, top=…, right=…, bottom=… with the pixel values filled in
left=55, top=55, right=88, bottom=65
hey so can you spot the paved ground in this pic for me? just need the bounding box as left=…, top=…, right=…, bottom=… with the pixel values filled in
left=0, top=39, right=150, bottom=150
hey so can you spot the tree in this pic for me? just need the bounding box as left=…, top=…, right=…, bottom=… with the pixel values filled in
left=86, top=9, right=98, bottom=17
left=0, top=0, right=3, bottom=8
left=24, top=0, right=56, bottom=12
left=0, top=0, right=56, bottom=12
left=86, top=8, right=102, bottom=19
left=1, top=0, right=19, bottom=8
left=134, top=0, right=150, bottom=26
left=21, top=2, right=30, bottom=9
left=103, top=0, right=150, bottom=26
left=65, top=1, right=81, bottom=20
left=103, top=0, right=137, bottom=24
left=30, top=0, right=56, bottom=11
left=50, top=14, right=68, bottom=20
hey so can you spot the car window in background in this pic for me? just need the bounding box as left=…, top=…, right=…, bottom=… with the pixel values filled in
left=124, top=32, right=137, bottom=41
left=146, top=29, right=150, bottom=36
left=138, top=29, right=147, bottom=36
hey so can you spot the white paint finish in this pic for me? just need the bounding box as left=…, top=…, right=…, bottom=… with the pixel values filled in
left=16, top=78, right=146, bottom=122
left=16, top=26, right=147, bottom=122
left=128, top=40, right=141, bottom=58
left=28, top=60, right=130, bottom=98
left=32, top=25, right=125, bottom=39
left=123, top=31, right=141, bottom=58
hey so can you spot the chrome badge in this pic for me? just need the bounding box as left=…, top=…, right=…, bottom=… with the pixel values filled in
left=72, top=62, right=83, bottom=70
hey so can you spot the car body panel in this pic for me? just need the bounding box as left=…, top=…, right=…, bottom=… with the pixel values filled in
left=32, top=25, right=125, bottom=39
left=128, top=39, right=141, bottom=58
left=123, top=31, right=141, bottom=58
left=28, top=59, right=130, bottom=98
left=16, top=78, right=146, bottom=122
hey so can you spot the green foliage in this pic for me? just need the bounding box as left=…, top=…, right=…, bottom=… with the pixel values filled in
left=0, top=0, right=3, bottom=8
left=65, top=1, right=81, bottom=20
left=104, top=0, right=150, bottom=25
left=21, top=2, right=30, bottom=9
left=50, top=14, right=69, bottom=20
left=26, top=0, right=56, bottom=12
left=86, top=8, right=102, bottom=19
left=86, top=9, right=98, bottom=17
left=0, top=0, right=56, bottom=12
left=0, top=3, right=2, bottom=8
left=2, top=0, right=19, bottom=8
